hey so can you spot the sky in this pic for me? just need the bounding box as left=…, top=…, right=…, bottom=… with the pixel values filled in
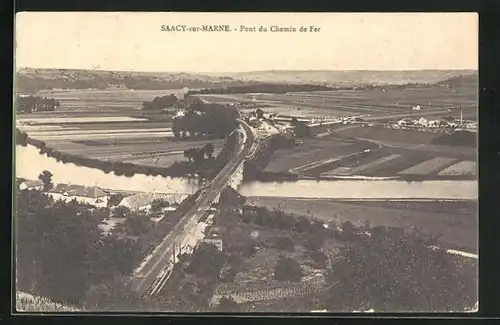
left=15, top=12, right=478, bottom=72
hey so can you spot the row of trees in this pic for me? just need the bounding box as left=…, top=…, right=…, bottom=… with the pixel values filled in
left=16, top=129, right=196, bottom=179
left=16, top=95, right=60, bottom=113
left=243, top=134, right=295, bottom=181
left=186, top=83, right=334, bottom=95
left=183, top=143, right=215, bottom=164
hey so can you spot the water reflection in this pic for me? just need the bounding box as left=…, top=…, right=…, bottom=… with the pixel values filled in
left=15, top=145, right=200, bottom=194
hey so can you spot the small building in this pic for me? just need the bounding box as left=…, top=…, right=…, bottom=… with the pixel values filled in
left=417, top=117, right=428, bottom=127
left=201, top=238, right=223, bottom=251
left=412, top=105, right=421, bottom=111
left=19, top=179, right=44, bottom=191
left=200, top=225, right=227, bottom=251
left=47, top=184, right=109, bottom=208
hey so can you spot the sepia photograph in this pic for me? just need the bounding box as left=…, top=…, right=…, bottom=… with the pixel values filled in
left=14, top=12, right=478, bottom=313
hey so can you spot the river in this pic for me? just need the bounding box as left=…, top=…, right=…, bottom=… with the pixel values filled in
left=15, top=144, right=200, bottom=194
left=239, top=179, right=477, bottom=200
left=16, top=144, right=477, bottom=200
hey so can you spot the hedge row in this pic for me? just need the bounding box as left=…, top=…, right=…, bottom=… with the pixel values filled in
left=16, top=128, right=239, bottom=180
left=242, top=134, right=295, bottom=181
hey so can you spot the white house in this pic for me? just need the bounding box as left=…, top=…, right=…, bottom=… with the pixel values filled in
left=412, top=105, right=421, bottom=111
left=19, top=179, right=44, bottom=191
left=47, top=184, right=109, bottom=208
left=417, top=117, right=428, bottom=127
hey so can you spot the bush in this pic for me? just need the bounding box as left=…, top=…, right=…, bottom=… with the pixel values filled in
left=310, top=250, right=328, bottom=269
left=305, top=236, right=324, bottom=251
left=217, top=296, right=239, bottom=312
left=220, top=268, right=237, bottom=283
left=275, top=237, right=295, bottom=251
left=274, top=256, right=303, bottom=282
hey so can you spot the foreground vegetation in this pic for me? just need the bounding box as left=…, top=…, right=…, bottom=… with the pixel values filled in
left=16, top=189, right=143, bottom=309
left=212, top=202, right=477, bottom=312
left=15, top=182, right=477, bottom=312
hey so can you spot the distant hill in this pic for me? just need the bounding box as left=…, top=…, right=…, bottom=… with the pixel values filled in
left=15, top=68, right=252, bottom=93
left=215, top=70, right=477, bottom=87
left=15, top=68, right=478, bottom=93
left=436, top=73, right=478, bottom=89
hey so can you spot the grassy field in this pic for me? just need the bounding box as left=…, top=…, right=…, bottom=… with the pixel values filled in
left=246, top=197, right=477, bottom=253
left=199, top=83, right=477, bottom=120
left=264, top=127, right=476, bottom=179
left=16, top=88, right=226, bottom=169
left=265, top=136, right=371, bottom=173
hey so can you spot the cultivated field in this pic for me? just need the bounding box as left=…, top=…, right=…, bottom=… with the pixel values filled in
left=34, top=89, right=183, bottom=113
left=246, top=198, right=478, bottom=253
left=198, top=84, right=477, bottom=120
left=265, top=127, right=476, bottom=179
left=16, top=89, right=223, bottom=169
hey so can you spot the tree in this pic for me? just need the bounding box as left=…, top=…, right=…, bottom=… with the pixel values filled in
left=275, top=237, right=295, bottom=251
left=122, top=214, right=153, bottom=236
left=293, top=122, right=311, bottom=138
left=274, top=256, right=304, bottom=282
left=305, top=236, right=324, bottom=251
left=186, top=243, right=225, bottom=277
left=327, top=227, right=477, bottom=312
left=38, top=170, right=54, bottom=191
left=339, top=220, right=357, bottom=241
left=290, top=116, right=298, bottom=126
left=217, top=296, right=240, bottom=312
left=184, top=148, right=193, bottom=162
left=310, top=250, right=328, bottom=269
left=172, top=120, right=181, bottom=140
left=255, top=108, right=264, bottom=119
left=112, top=205, right=130, bottom=218
left=192, top=148, right=206, bottom=165
left=150, top=198, right=167, bottom=213
left=203, top=143, right=215, bottom=159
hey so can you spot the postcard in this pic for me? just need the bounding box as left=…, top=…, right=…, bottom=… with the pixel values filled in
left=14, top=12, right=478, bottom=313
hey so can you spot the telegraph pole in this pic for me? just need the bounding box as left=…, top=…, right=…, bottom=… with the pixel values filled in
left=172, top=240, right=176, bottom=263
left=460, top=106, right=463, bottom=126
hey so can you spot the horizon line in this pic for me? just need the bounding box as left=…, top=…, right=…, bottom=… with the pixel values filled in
left=16, top=67, right=478, bottom=74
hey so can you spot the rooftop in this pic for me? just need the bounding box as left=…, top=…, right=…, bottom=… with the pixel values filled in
left=21, top=179, right=44, bottom=188
left=48, top=184, right=109, bottom=198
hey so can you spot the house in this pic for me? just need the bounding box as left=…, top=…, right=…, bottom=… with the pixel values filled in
left=47, top=184, right=109, bottom=208
left=118, top=192, right=189, bottom=211
left=412, top=105, right=421, bottom=111
left=19, top=179, right=44, bottom=191
left=417, top=117, right=428, bottom=127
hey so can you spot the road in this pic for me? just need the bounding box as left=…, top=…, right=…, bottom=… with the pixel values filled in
left=130, top=119, right=255, bottom=296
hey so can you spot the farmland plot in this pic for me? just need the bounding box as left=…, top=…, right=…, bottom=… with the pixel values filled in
left=438, top=161, right=477, bottom=176
left=399, top=157, right=456, bottom=175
